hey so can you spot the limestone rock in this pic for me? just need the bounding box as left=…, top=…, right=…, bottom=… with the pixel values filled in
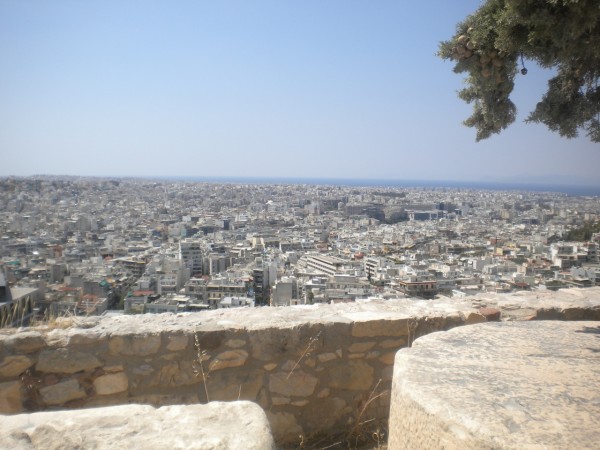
left=346, top=312, right=410, bottom=337
left=266, top=411, right=303, bottom=444
left=378, top=338, right=406, bottom=349
left=464, top=311, right=486, bottom=325
left=348, top=341, right=376, bottom=352
left=269, top=370, right=318, bottom=397
left=0, top=402, right=275, bottom=449
left=207, top=369, right=263, bottom=402
left=39, top=379, right=86, bottom=406
left=93, top=372, right=128, bottom=396
left=328, top=360, right=374, bottom=391
left=378, top=351, right=396, bottom=365
left=36, top=348, right=101, bottom=374
left=479, top=307, right=501, bottom=321
left=0, top=380, right=22, bottom=413
left=225, top=338, right=246, bottom=348
left=0, top=355, right=35, bottom=377
left=108, top=334, right=161, bottom=356
left=4, top=332, right=46, bottom=353
left=388, top=321, right=600, bottom=450
left=316, top=352, right=337, bottom=363
left=209, top=349, right=248, bottom=371
left=165, top=333, right=188, bottom=351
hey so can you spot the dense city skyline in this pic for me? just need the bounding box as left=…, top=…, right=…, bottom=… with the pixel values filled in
left=1, top=1, right=599, bottom=184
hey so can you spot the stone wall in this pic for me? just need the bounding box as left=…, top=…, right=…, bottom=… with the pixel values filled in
left=1, top=288, right=599, bottom=446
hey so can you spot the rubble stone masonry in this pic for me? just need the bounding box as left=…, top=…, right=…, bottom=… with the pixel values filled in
left=1, top=288, right=599, bottom=445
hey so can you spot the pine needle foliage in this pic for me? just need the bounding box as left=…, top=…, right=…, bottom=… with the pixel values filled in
left=438, top=0, right=600, bottom=142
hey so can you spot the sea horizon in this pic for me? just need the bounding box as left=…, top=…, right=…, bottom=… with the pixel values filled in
left=7, top=174, right=600, bottom=197
left=156, top=175, right=600, bottom=197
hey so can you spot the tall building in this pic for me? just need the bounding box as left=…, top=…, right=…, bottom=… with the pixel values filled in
left=179, top=239, right=203, bottom=276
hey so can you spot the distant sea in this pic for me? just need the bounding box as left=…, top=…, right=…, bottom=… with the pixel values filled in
left=156, top=176, right=600, bottom=197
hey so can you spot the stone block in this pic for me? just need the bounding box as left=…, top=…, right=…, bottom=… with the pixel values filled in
left=269, top=370, right=318, bottom=397
left=209, top=349, right=248, bottom=371
left=93, top=373, right=128, bottom=396
left=225, top=338, right=246, bottom=348
left=348, top=341, right=376, bottom=352
left=108, top=334, right=161, bottom=356
left=378, top=337, right=407, bottom=349
left=388, top=321, right=600, bottom=449
left=36, top=348, right=101, bottom=374
left=207, top=369, right=264, bottom=402
left=0, top=402, right=276, bottom=450
left=272, top=396, right=290, bottom=405
left=346, top=312, right=410, bottom=337
left=0, top=355, right=35, bottom=378
left=4, top=332, right=46, bottom=353
left=317, top=352, right=337, bottom=363
left=465, top=311, right=486, bottom=325
left=39, top=379, right=86, bottom=406
left=165, top=333, right=189, bottom=351
left=479, top=307, right=501, bottom=321
left=378, top=351, right=396, bottom=365
left=328, top=360, right=374, bottom=391
left=0, top=380, right=22, bottom=413
left=266, top=411, right=303, bottom=444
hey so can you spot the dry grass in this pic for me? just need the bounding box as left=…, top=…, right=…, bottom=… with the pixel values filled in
left=287, top=331, right=322, bottom=380
left=192, top=331, right=213, bottom=402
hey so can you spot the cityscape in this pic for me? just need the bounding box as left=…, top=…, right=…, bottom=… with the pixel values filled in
left=1, top=175, right=598, bottom=328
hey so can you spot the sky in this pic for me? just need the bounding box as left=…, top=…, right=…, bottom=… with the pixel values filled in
left=1, top=0, right=599, bottom=186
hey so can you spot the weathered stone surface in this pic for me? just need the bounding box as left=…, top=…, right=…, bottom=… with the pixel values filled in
left=132, top=364, right=154, bottom=376
left=209, top=349, right=248, bottom=371
left=479, top=307, right=501, bottom=321
left=280, top=359, right=297, bottom=371
left=0, top=355, right=34, bottom=378
left=165, top=333, right=188, bottom=351
left=108, top=334, right=161, bottom=356
left=0, top=380, right=22, bottom=413
left=316, top=352, right=337, bottom=363
left=36, top=348, right=101, bottom=374
left=266, top=411, right=303, bottom=444
left=103, top=364, right=124, bottom=373
left=272, top=396, right=290, bottom=405
left=379, top=338, right=406, bottom=349
left=464, top=311, right=486, bottom=325
left=39, top=379, right=86, bottom=405
left=225, top=338, right=246, bottom=348
left=291, top=399, right=309, bottom=406
left=249, top=326, right=305, bottom=361
left=348, top=341, right=376, bottom=352
left=389, top=321, right=600, bottom=450
left=303, top=396, right=348, bottom=435
left=378, top=351, right=396, bottom=365
left=303, top=357, right=316, bottom=368
left=317, top=388, right=330, bottom=398
left=328, top=360, right=374, bottom=391
left=93, top=372, right=128, bottom=396
left=4, top=332, right=46, bottom=353
left=0, top=287, right=599, bottom=447
left=347, top=312, right=410, bottom=337
left=207, top=369, right=263, bottom=402
left=0, top=402, right=275, bottom=450
left=269, top=370, right=318, bottom=397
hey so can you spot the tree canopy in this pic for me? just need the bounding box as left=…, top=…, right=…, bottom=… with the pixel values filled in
left=438, top=0, right=600, bottom=142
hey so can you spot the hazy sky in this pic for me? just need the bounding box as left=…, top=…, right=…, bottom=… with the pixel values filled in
left=1, top=0, right=599, bottom=185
